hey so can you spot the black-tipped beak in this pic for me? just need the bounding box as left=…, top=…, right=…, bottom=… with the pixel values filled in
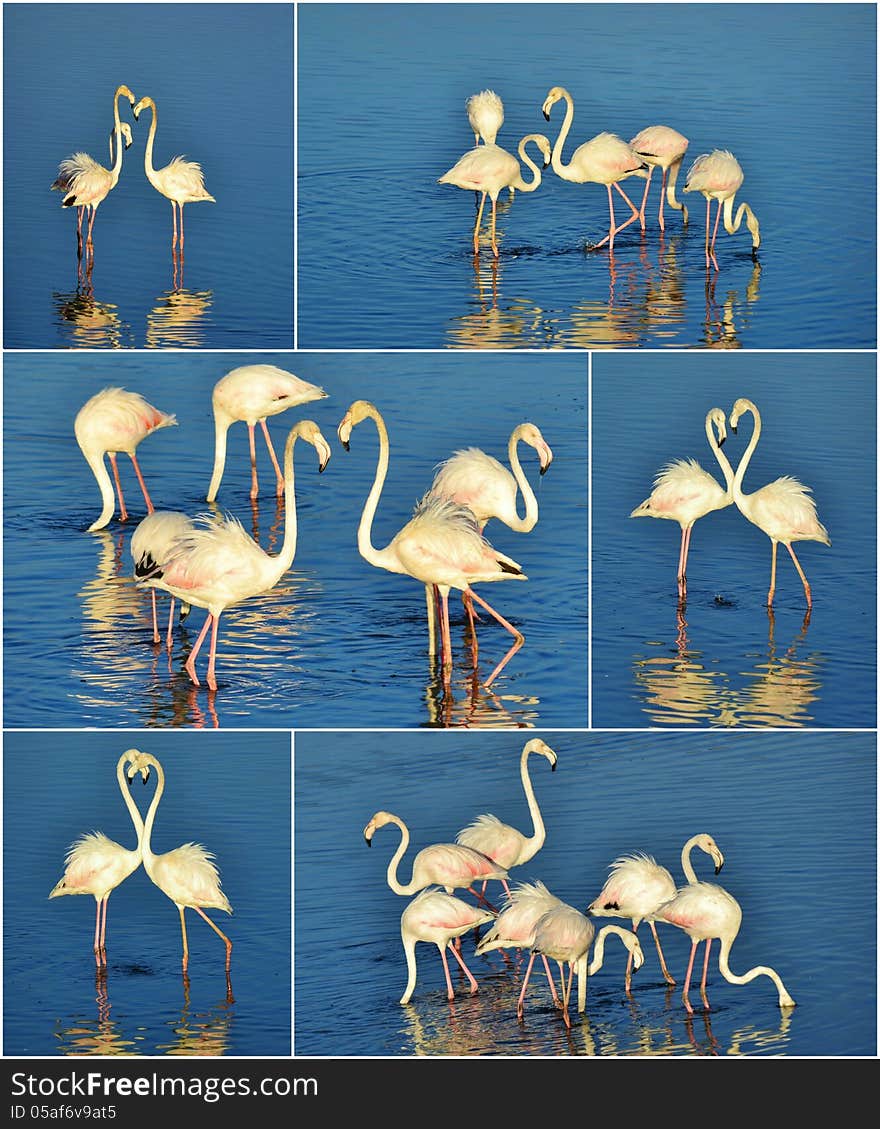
left=715, top=863, right=722, bottom=875
left=540, top=465, right=548, bottom=476
left=542, top=158, right=550, bottom=169
left=543, top=111, right=550, bottom=122
left=719, top=434, right=726, bottom=448
left=364, top=834, right=372, bottom=846
left=341, top=440, right=350, bottom=452
left=551, top=761, right=556, bottom=771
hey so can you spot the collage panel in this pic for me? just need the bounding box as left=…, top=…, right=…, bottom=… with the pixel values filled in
left=3, top=730, right=291, bottom=1057
left=293, top=728, right=876, bottom=1057
left=591, top=352, right=877, bottom=729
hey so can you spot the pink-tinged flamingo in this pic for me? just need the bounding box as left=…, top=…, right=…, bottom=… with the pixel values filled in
left=399, top=888, right=496, bottom=1004
left=75, top=387, right=177, bottom=532
left=729, top=397, right=830, bottom=608
left=456, top=738, right=557, bottom=894
left=475, top=879, right=565, bottom=1006
left=587, top=833, right=726, bottom=991
left=541, top=85, right=646, bottom=251
left=136, top=420, right=331, bottom=690
left=653, top=865, right=796, bottom=1014
left=131, top=510, right=194, bottom=647
left=206, top=364, right=328, bottom=503
left=51, top=85, right=137, bottom=256
left=438, top=133, right=551, bottom=257
left=338, top=400, right=528, bottom=687
left=630, top=407, right=735, bottom=600
left=629, top=124, right=689, bottom=232
left=363, top=810, right=509, bottom=909
left=132, top=95, right=215, bottom=252
left=49, top=749, right=150, bottom=966
left=467, top=89, right=504, bottom=146
left=126, top=751, right=233, bottom=973
left=683, top=149, right=760, bottom=270
left=517, top=900, right=644, bottom=1027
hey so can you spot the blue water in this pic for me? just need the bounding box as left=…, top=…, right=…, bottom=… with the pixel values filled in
left=3, top=3, right=293, bottom=349
left=2, top=350, right=588, bottom=729
left=591, top=352, right=877, bottom=728
left=297, top=2, right=876, bottom=350
left=3, top=730, right=291, bottom=1057
left=293, top=729, right=876, bottom=1057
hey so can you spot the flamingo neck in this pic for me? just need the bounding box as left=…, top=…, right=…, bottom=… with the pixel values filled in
left=400, top=935, right=418, bottom=1004
left=547, top=92, right=580, bottom=182
left=723, top=197, right=760, bottom=248
left=506, top=426, right=539, bottom=531
left=587, top=924, right=628, bottom=975
left=680, top=835, right=708, bottom=885
left=267, top=428, right=304, bottom=581
left=517, top=745, right=547, bottom=861
left=512, top=135, right=546, bottom=193
left=354, top=406, right=398, bottom=573
left=665, top=159, right=688, bottom=220
left=384, top=816, right=417, bottom=896
left=732, top=401, right=762, bottom=507
left=116, top=753, right=145, bottom=855
left=206, top=407, right=232, bottom=503
left=84, top=448, right=117, bottom=532
left=706, top=414, right=735, bottom=497
left=717, top=935, right=795, bottom=1005
left=139, top=757, right=166, bottom=872
left=141, top=100, right=160, bottom=186
left=109, top=93, right=125, bottom=184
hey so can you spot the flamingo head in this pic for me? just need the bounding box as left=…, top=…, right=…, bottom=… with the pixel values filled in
left=518, top=422, right=554, bottom=475
left=337, top=400, right=378, bottom=451
left=541, top=86, right=566, bottom=121
left=124, top=749, right=153, bottom=787
left=132, top=96, right=154, bottom=122
left=523, top=737, right=557, bottom=771
left=290, top=419, right=332, bottom=473
left=706, top=408, right=727, bottom=448
left=363, top=809, right=396, bottom=845
left=115, top=85, right=137, bottom=107
left=694, top=833, right=725, bottom=875
left=728, top=397, right=758, bottom=435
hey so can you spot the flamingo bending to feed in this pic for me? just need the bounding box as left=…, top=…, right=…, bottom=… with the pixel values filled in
left=125, top=751, right=232, bottom=972
left=683, top=149, right=760, bottom=270
left=206, top=364, right=328, bottom=502
left=629, top=124, right=689, bottom=232
left=630, top=407, right=735, bottom=600
left=541, top=85, right=646, bottom=251
left=49, top=748, right=150, bottom=966
left=131, top=511, right=194, bottom=647
left=364, top=810, right=508, bottom=909
left=338, top=400, right=528, bottom=688
left=438, top=132, right=551, bottom=257
left=729, top=397, right=830, bottom=609
left=653, top=857, right=796, bottom=1013
left=135, top=420, right=331, bottom=690
left=456, top=738, right=558, bottom=894
left=75, top=386, right=177, bottom=532
left=475, top=879, right=565, bottom=1005
left=132, top=95, right=215, bottom=251
left=51, top=85, right=137, bottom=253
left=467, top=89, right=504, bottom=146
left=517, top=900, right=644, bottom=1027
left=398, top=888, right=496, bottom=1004
left=587, top=833, right=726, bottom=991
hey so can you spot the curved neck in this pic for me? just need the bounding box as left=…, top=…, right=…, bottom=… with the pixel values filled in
left=517, top=744, right=547, bottom=860
left=513, top=135, right=545, bottom=193
left=268, top=428, right=303, bottom=578
left=140, top=757, right=166, bottom=871
left=666, top=159, right=687, bottom=218
left=588, top=925, right=630, bottom=975
left=109, top=93, right=124, bottom=183
left=548, top=91, right=579, bottom=181
left=355, top=406, right=396, bottom=572
left=400, top=935, right=418, bottom=1004
left=84, top=449, right=116, bottom=532
left=141, top=99, right=159, bottom=184
left=116, top=753, right=145, bottom=850
left=206, top=409, right=231, bottom=502
left=718, top=938, right=795, bottom=1005
left=732, top=401, right=762, bottom=505
left=706, top=414, right=735, bottom=496
left=506, top=427, right=539, bottom=531
left=681, top=835, right=708, bottom=885
left=384, top=816, right=417, bottom=896
left=723, top=198, right=760, bottom=247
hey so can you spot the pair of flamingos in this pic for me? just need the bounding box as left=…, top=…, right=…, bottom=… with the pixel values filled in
left=440, top=85, right=759, bottom=267
left=631, top=398, right=830, bottom=606
left=52, top=84, right=214, bottom=255
left=50, top=749, right=232, bottom=975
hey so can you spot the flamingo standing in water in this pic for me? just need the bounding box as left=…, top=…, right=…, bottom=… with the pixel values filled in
left=49, top=748, right=150, bottom=966
left=398, top=888, right=496, bottom=1004
left=541, top=85, right=646, bottom=251
left=683, top=149, right=760, bottom=270
left=135, top=420, right=331, bottom=690
left=75, top=387, right=177, bottom=532
left=338, top=400, right=528, bottom=687
left=630, top=407, right=736, bottom=600
left=587, top=833, right=726, bottom=991
left=467, top=89, right=504, bottom=146
left=133, top=94, right=215, bottom=251
left=475, top=879, right=565, bottom=1005
left=438, top=132, right=551, bottom=257
left=131, top=510, right=194, bottom=647
left=206, top=364, right=328, bottom=502
left=629, top=124, right=689, bottom=232
left=729, top=397, right=830, bottom=608
left=125, top=751, right=233, bottom=972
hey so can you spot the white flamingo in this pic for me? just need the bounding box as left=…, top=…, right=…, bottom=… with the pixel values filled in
left=131, top=511, right=194, bottom=647
left=683, top=149, right=760, bottom=270
left=629, top=124, right=689, bottom=232
left=466, top=89, right=504, bottom=146
left=475, top=879, right=565, bottom=1006
left=398, top=888, right=496, bottom=1004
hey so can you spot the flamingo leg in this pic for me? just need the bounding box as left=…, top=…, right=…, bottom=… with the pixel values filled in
left=179, top=204, right=185, bottom=251
left=172, top=201, right=178, bottom=250
left=785, top=542, right=813, bottom=608
left=462, top=590, right=479, bottom=664
left=709, top=199, right=722, bottom=271
left=150, top=589, right=160, bottom=644
left=129, top=452, right=155, bottom=515
left=184, top=614, right=213, bottom=687
left=473, top=192, right=488, bottom=253
left=86, top=205, right=97, bottom=248
left=562, top=961, right=574, bottom=1028
left=681, top=940, right=698, bottom=1014
left=99, top=895, right=109, bottom=953
left=649, top=920, right=676, bottom=985
left=166, top=596, right=176, bottom=650
left=543, top=955, right=562, bottom=1005
left=438, top=943, right=456, bottom=998
left=658, top=168, right=669, bottom=231
left=440, top=589, right=453, bottom=672
left=260, top=419, right=286, bottom=497
left=178, top=905, right=189, bottom=972
left=93, top=899, right=102, bottom=964
left=465, top=588, right=524, bottom=688
left=425, top=585, right=438, bottom=656
left=205, top=612, right=221, bottom=691
left=699, top=938, right=712, bottom=1010
left=517, top=952, right=538, bottom=1018
left=447, top=939, right=480, bottom=994
left=107, top=453, right=128, bottom=521
left=193, top=905, right=233, bottom=971
left=490, top=196, right=500, bottom=258
left=637, top=165, right=654, bottom=229
left=767, top=540, right=779, bottom=607
left=247, top=423, right=260, bottom=500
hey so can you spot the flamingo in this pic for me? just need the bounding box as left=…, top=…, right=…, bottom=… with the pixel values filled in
left=132, top=95, right=215, bottom=251
left=438, top=132, right=551, bottom=257
left=728, top=397, right=830, bottom=608
left=517, top=900, right=644, bottom=1027
left=206, top=364, right=328, bottom=502
left=683, top=149, right=760, bottom=270
left=630, top=407, right=735, bottom=600
left=467, top=89, right=504, bottom=146
left=474, top=879, right=564, bottom=1005
left=49, top=748, right=150, bottom=966
left=541, top=86, right=646, bottom=251
left=130, top=511, right=194, bottom=647
left=338, top=400, right=528, bottom=688
left=363, top=810, right=509, bottom=908
left=74, top=387, right=178, bottom=532
left=135, top=420, right=331, bottom=690
left=587, top=833, right=726, bottom=991
left=125, top=751, right=232, bottom=972
left=653, top=863, right=796, bottom=1014
left=455, top=738, right=558, bottom=895
left=424, top=423, right=553, bottom=650
left=629, top=125, right=689, bottom=232
left=398, top=888, right=496, bottom=1004
left=51, top=85, right=137, bottom=255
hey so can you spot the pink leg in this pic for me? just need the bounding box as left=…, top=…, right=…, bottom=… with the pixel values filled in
left=260, top=419, right=285, bottom=497
left=166, top=596, right=176, bottom=650
left=703, top=197, right=712, bottom=269
left=206, top=613, right=221, bottom=691
left=179, top=204, right=185, bottom=251
left=767, top=540, right=778, bottom=606
left=786, top=543, right=813, bottom=607
left=99, top=896, right=109, bottom=952
left=150, top=590, right=160, bottom=643
left=185, top=614, right=213, bottom=687
left=439, top=944, right=455, bottom=999
left=473, top=192, right=487, bottom=252
left=682, top=940, right=698, bottom=1014
left=86, top=206, right=97, bottom=248
left=638, top=166, right=654, bottom=229
left=700, top=938, right=712, bottom=1009
left=93, top=900, right=102, bottom=964
left=561, top=961, right=574, bottom=1028
left=517, top=952, right=538, bottom=1018
left=649, top=920, right=676, bottom=985
left=193, top=905, right=233, bottom=970
left=447, top=940, right=480, bottom=994
left=440, top=590, right=453, bottom=672
left=658, top=168, right=669, bottom=231
left=611, top=182, right=642, bottom=240
left=129, top=453, right=155, bottom=514
left=248, top=424, right=260, bottom=500
left=172, top=202, right=178, bottom=250
left=108, top=454, right=127, bottom=521
left=465, top=589, right=524, bottom=688
left=543, top=955, right=562, bottom=1005
left=709, top=199, right=722, bottom=271
left=679, top=524, right=693, bottom=599
left=490, top=197, right=499, bottom=258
